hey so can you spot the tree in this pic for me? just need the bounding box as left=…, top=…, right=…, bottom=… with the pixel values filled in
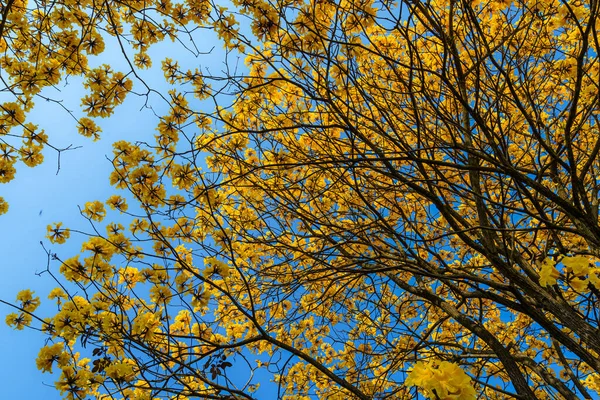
left=4, top=0, right=600, bottom=398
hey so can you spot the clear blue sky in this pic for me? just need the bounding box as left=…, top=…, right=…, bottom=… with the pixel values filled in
left=0, top=28, right=231, bottom=397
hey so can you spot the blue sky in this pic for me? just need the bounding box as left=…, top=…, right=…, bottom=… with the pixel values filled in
left=0, top=27, right=231, bottom=396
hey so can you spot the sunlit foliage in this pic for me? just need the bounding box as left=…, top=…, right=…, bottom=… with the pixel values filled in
left=4, top=0, right=600, bottom=398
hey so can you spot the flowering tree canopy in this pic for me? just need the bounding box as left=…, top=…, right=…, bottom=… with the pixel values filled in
left=3, top=0, right=600, bottom=398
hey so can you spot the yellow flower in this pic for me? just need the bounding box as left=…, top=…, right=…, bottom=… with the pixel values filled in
left=435, top=362, right=477, bottom=400
left=569, top=277, right=589, bottom=292
left=203, top=257, right=230, bottom=278
left=17, top=289, right=41, bottom=312
left=0, top=196, right=8, bottom=215
left=150, top=284, right=172, bottom=304
left=405, top=361, right=436, bottom=388
left=106, top=195, right=128, bottom=212
left=134, top=52, right=152, bottom=69
left=539, top=257, right=560, bottom=287
left=47, top=222, right=70, bottom=244
left=132, top=312, right=161, bottom=341
left=1, top=102, right=26, bottom=126
left=105, top=360, right=135, bottom=382
left=6, top=312, right=32, bottom=330
left=405, top=360, right=476, bottom=400
left=82, top=200, right=106, bottom=221
left=77, top=117, right=102, bottom=141
left=562, top=255, right=590, bottom=276
left=36, top=343, right=67, bottom=373
left=48, top=287, right=67, bottom=303
left=19, top=145, right=44, bottom=167
left=118, top=266, right=141, bottom=286
left=0, top=159, right=16, bottom=183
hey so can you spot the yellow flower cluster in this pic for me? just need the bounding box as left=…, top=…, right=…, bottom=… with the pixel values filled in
left=37, top=343, right=69, bottom=373
left=82, top=201, right=106, bottom=222
left=0, top=196, right=8, bottom=215
left=5, top=290, right=41, bottom=330
left=405, top=360, right=476, bottom=400
left=539, top=257, right=560, bottom=287
left=47, top=222, right=71, bottom=244
left=538, top=255, right=600, bottom=292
